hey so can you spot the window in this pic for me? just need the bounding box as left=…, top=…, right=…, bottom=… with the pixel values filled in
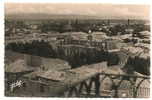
left=40, top=85, right=45, bottom=93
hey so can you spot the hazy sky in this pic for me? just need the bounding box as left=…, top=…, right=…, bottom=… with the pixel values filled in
left=5, top=3, right=150, bottom=19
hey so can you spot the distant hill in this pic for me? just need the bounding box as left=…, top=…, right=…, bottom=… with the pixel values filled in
left=5, top=13, right=104, bottom=20
left=5, top=13, right=149, bottom=25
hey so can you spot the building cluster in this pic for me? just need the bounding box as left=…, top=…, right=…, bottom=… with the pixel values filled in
left=5, top=19, right=150, bottom=97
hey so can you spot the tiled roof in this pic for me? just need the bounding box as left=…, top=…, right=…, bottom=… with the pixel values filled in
left=41, top=58, right=71, bottom=71
left=37, top=70, right=66, bottom=81
left=5, top=59, right=34, bottom=73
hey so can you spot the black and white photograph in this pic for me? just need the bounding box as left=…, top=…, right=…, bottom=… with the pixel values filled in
left=4, top=2, right=150, bottom=98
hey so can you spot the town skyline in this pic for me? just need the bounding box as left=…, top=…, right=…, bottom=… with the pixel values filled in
left=5, top=3, right=150, bottom=20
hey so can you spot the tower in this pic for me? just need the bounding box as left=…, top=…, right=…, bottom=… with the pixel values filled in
left=107, top=19, right=110, bottom=26
left=128, top=19, right=130, bottom=26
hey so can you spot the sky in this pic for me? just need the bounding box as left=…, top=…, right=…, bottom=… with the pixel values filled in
left=5, top=3, right=150, bottom=19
